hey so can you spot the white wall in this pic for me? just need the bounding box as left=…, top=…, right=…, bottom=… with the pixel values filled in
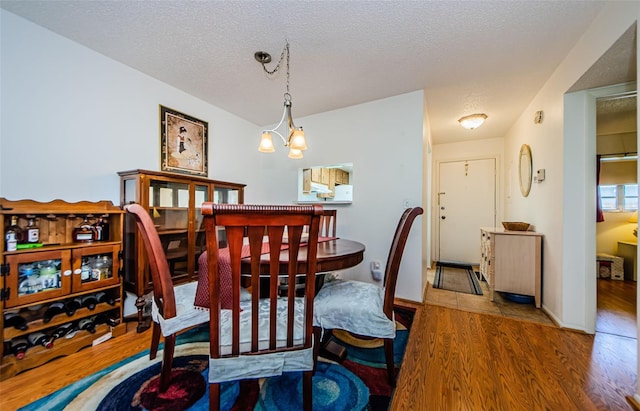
left=1, top=11, right=426, bottom=303
left=502, top=3, right=639, bottom=331
left=0, top=10, right=265, bottom=203
left=290, top=91, right=426, bottom=302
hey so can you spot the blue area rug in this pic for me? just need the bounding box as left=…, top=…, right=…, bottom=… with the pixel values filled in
left=20, top=307, right=413, bottom=411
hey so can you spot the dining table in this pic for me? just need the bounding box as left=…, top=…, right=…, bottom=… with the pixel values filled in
left=240, top=238, right=366, bottom=276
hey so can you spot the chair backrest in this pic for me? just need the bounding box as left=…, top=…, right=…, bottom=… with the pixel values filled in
left=124, top=203, right=177, bottom=320
left=319, top=209, right=337, bottom=237
left=202, top=203, right=323, bottom=359
left=382, top=207, right=423, bottom=319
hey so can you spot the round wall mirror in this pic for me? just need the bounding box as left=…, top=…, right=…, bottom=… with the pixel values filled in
left=519, top=144, right=533, bottom=197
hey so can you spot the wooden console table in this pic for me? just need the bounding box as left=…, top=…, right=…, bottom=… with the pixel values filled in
left=480, top=227, right=543, bottom=308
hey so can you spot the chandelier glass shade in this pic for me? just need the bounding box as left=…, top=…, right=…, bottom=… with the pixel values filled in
left=458, top=113, right=488, bottom=130
left=256, top=42, right=307, bottom=159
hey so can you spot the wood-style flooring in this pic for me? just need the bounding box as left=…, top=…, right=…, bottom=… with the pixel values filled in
left=0, top=279, right=637, bottom=410
left=392, top=278, right=638, bottom=410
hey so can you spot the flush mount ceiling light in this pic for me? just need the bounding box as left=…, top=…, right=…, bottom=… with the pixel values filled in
left=256, top=41, right=307, bottom=159
left=458, top=113, right=488, bottom=130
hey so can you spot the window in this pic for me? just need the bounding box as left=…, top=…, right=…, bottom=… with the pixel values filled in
left=599, top=184, right=638, bottom=211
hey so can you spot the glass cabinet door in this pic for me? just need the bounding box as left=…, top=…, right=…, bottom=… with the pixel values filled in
left=214, top=186, right=240, bottom=204
left=4, top=250, right=72, bottom=308
left=71, top=245, right=121, bottom=292
left=148, top=179, right=190, bottom=280
left=194, top=184, right=209, bottom=273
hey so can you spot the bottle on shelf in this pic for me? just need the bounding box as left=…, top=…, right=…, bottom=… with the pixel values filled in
left=95, top=291, right=116, bottom=306
left=51, top=324, right=73, bottom=339
left=27, top=331, right=54, bottom=349
left=5, top=215, right=23, bottom=251
left=81, top=294, right=97, bottom=310
left=72, top=215, right=96, bottom=243
left=92, top=313, right=120, bottom=327
left=8, top=338, right=30, bottom=359
left=51, top=322, right=77, bottom=339
left=78, top=317, right=96, bottom=334
left=4, top=312, right=28, bottom=331
left=93, top=215, right=110, bottom=241
left=43, top=301, right=66, bottom=323
left=25, top=216, right=39, bottom=244
left=64, top=297, right=82, bottom=316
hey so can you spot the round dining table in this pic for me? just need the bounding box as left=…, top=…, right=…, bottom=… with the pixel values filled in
left=240, top=238, right=366, bottom=275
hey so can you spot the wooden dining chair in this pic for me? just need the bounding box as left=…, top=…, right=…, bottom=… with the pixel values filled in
left=202, top=203, right=323, bottom=411
left=124, top=203, right=210, bottom=393
left=313, top=206, right=423, bottom=386
left=319, top=209, right=337, bottom=237
left=280, top=209, right=338, bottom=297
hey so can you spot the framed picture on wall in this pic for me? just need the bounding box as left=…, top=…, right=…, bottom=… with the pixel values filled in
left=159, top=105, right=208, bottom=177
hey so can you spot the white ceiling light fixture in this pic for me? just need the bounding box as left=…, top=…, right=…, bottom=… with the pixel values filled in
left=458, top=113, right=488, bottom=130
left=256, top=41, right=307, bottom=159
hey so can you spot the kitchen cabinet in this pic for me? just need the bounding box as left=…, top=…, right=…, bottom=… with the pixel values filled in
left=0, top=198, right=125, bottom=380
left=118, top=169, right=245, bottom=331
left=480, top=227, right=543, bottom=308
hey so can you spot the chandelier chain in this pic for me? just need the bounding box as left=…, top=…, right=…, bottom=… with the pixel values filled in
left=260, top=42, right=290, bottom=94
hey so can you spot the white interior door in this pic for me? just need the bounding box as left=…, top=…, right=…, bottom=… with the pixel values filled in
left=438, top=158, right=496, bottom=264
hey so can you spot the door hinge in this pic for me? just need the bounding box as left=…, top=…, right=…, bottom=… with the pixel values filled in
left=0, top=264, right=9, bottom=276
left=0, top=288, right=10, bottom=301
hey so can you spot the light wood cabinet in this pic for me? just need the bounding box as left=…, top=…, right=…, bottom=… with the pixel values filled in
left=118, top=169, right=245, bottom=331
left=480, top=227, right=543, bottom=308
left=0, top=198, right=125, bottom=380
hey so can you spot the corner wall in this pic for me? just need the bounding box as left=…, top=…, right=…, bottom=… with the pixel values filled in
left=501, top=3, right=639, bottom=330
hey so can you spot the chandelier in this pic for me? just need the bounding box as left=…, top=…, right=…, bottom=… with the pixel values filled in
left=255, top=41, right=307, bottom=159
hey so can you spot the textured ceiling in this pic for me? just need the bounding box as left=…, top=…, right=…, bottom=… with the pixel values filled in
left=1, top=1, right=634, bottom=144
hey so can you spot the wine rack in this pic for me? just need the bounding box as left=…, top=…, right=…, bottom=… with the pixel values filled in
left=0, top=198, right=126, bottom=381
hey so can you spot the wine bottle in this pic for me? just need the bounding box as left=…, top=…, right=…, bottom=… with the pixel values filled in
left=25, top=217, right=39, bottom=244
left=81, top=294, right=97, bottom=310
left=4, top=312, right=28, bottom=331
left=92, top=313, right=119, bottom=327
left=43, top=301, right=66, bottom=323
left=65, top=297, right=82, bottom=316
left=78, top=318, right=96, bottom=334
left=51, top=322, right=77, bottom=339
left=93, top=215, right=110, bottom=241
left=95, top=291, right=115, bottom=306
left=8, top=338, right=29, bottom=360
left=27, top=331, right=54, bottom=349
left=5, top=216, right=24, bottom=251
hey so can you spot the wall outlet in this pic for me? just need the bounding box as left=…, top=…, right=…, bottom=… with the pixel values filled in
left=371, top=260, right=383, bottom=281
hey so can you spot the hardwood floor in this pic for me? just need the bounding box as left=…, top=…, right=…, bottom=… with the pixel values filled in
left=0, top=279, right=636, bottom=410
left=392, top=278, right=638, bottom=410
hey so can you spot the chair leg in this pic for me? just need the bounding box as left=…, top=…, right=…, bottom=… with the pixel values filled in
left=209, top=382, right=221, bottom=411
left=149, top=321, right=161, bottom=360
left=313, top=326, right=322, bottom=373
left=303, top=370, right=313, bottom=411
left=159, top=334, right=176, bottom=393
left=384, top=338, right=396, bottom=387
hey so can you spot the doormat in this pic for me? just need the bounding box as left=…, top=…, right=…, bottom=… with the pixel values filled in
left=433, top=261, right=483, bottom=295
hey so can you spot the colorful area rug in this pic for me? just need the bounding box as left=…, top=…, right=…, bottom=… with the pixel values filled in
left=20, top=307, right=413, bottom=411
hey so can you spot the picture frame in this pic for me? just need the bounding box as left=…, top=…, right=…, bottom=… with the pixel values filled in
left=160, top=105, right=208, bottom=177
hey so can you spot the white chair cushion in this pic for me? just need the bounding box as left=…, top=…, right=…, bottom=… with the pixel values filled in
left=151, top=282, right=210, bottom=337
left=151, top=282, right=253, bottom=337
left=313, top=279, right=396, bottom=339
left=209, top=296, right=314, bottom=383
